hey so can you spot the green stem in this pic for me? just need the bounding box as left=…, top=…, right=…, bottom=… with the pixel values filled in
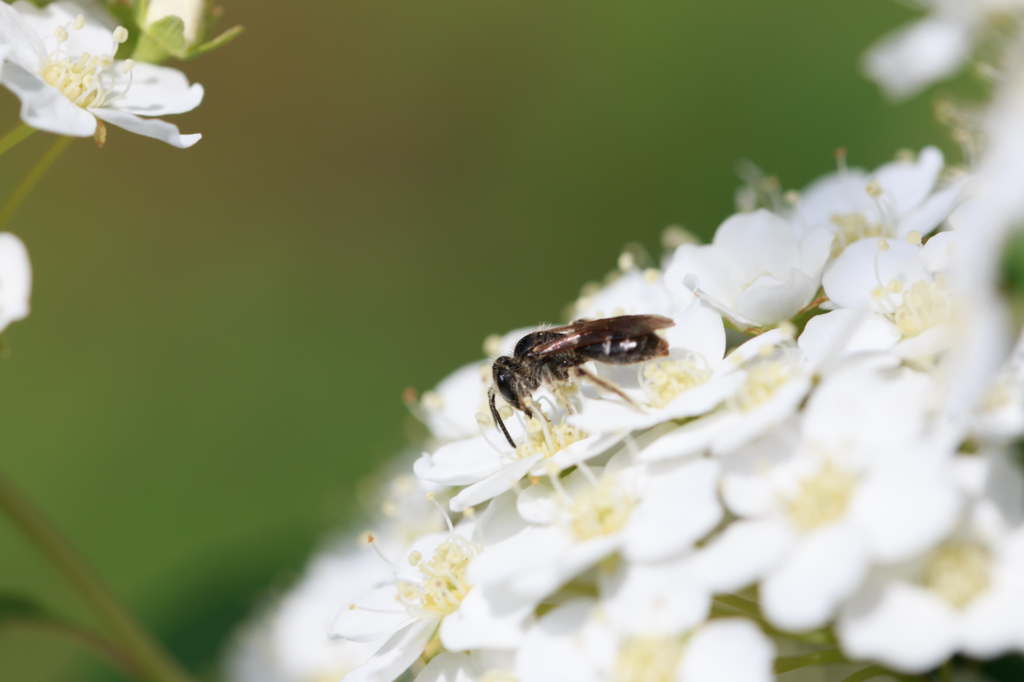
left=5, top=618, right=140, bottom=678
left=712, top=596, right=836, bottom=646
left=0, top=470, right=196, bottom=682
left=0, top=135, right=72, bottom=231
left=0, top=123, right=35, bottom=157
left=775, top=648, right=848, bottom=674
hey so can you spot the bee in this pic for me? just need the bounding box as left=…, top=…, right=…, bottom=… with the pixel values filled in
left=488, top=314, right=675, bottom=448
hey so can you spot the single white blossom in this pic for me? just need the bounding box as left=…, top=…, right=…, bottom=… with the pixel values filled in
left=0, top=232, right=31, bottom=333
left=0, top=0, right=203, bottom=147
left=664, top=209, right=833, bottom=328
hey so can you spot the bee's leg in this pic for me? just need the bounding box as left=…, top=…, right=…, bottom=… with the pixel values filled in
left=489, top=386, right=518, bottom=449
left=574, top=367, right=642, bottom=411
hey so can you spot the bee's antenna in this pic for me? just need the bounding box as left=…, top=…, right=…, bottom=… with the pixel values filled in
left=488, top=385, right=517, bottom=450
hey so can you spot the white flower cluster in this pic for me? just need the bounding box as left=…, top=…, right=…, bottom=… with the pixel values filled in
left=227, top=3, right=1024, bottom=682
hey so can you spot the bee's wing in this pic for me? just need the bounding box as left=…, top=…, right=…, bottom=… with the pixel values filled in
left=528, top=314, right=674, bottom=357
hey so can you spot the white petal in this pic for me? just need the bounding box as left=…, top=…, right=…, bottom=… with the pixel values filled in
left=0, top=234, right=32, bottom=332
left=423, top=362, right=489, bottom=441
left=794, top=169, right=871, bottom=234
left=638, top=412, right=738, bottom=463
left=666, top=299, right=726, bottom=366
left=690, top=520, right=794, bottom=593
left=449, top=454, right=542, bottom=512
left=760, top=523, right=868, bottom=631
left=849, top=466, right=961, bottom=563
left=713, top=210, right=799, bottom=284
left=679, top=619, right=775, bottom=682
left=735, top=269, right=816, bottom=326
left=342, top=617, right=439, bottom=682
left=504, top=534, right=621, bottom=599
left=91, top=107, right=200, bottom=148
left=822, top=237, right=925, bottom=310
left=872, top=146, right=944, bottom=218
left=896, top=178, right=969, bottom=239
left=467, top=525, right=569, bottom=586
left=599, top=555, right=711, bottom=635
left=332, top=585, right=415, bottom=643
left=837, top=583, right=958, bottom=674
left=107, top=62, right=204, bottom=116
left=665, top=243, right=744, bottom=311
left=919, top=230, right=959, bottom=272
left=798, top=309, right=901, bottom=367
left=862, top=19, right=971, bottom=100
left=623, top=459, right=723, bottom=562
left=439, top=585, right=533, bottom=651
left=516, top=599, right=602, bottom=682
left=0, top=2, right=46, bottom=74
left=719, top=425, right=799, bottom=517
left=415, top=438, right=505, bottom=486
left=413, top=652, right=476, bottom=682
left=798, top=227, right=835, bottom=280
left=711, top=376, right=811, bottom=455
left=1, top=62, right=96, bottom=136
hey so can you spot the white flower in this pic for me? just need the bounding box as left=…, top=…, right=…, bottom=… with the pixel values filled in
left=837, top=516, right=1024, bottom=673
left=791, top=146, right=964, bottom=256
left=861, top=2, right=1024, bottom=99
left=0, top=1, right=203, bottom=147
left=717, top=361, right=962, bottom=632
left=664, top=209, right=833, bottom=328
left=637, top=328, right=815, bottom=461
left=332, top=499, right=533, bottom=682
left=812, top=231, right=960, bottom=364
left=145, top=0, right=205, bottom=46
left=516, top=599, right=774, bottom=682
left=0, top=233, right=31, bottom=333
left=467, top=456, right=722, bottom=601
left=224, top=545, right=385, bottom=682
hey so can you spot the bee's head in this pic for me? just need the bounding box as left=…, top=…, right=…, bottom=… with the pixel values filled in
left=491, top=355, right=524, bottom=409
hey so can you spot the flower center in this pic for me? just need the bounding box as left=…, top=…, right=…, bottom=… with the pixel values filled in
left=641, top=353, right=712, bottom=408
left=397, top=537, right=477, bottom=616
left=568, top=477, right=634, bottom=540
left=42, top=18, right=132, bottom=109
left=924, top=543, right=991, bottom=609
left=516, top=415, right=586, bottom=460
left=892, top=279, right=951, bottom=337
left=729, top=348, right=801, bottom=412
left=611, top=636, right=684, bottom=682
left=829, top=212, right=885, bottom=257
left=788, top=464, right=858, bottom=532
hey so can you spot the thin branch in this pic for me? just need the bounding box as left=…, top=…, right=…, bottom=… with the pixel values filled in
left=0, top=135, right=72, bottom=231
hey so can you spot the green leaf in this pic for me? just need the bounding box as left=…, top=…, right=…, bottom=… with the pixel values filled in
left=190, top=25, right=244, bottom=58
left=137, top=14, right=188, bottom=61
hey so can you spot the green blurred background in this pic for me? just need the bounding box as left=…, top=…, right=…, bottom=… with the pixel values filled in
left=0, top=0, right=954, bottom=679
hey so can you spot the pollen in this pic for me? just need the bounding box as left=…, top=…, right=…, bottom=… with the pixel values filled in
left=924, top=543, right=990, bottom=609
left=515, top=415, right=586, bottom=460
left=829, top=212, right=884, bottom=257
left=787, top=464, right=858, bottom=532
left=398, top=537, right=477, bottom=615
left=893, top=279, right=950, bottom=336
left=42, top=21, right=132, bottom=109
left=641, top=353, right=711, bottom=408
left=611, top=636, right=684, bottom=682
left=730, top=348, right=800, bottom=413
left=568, top=477, right=634, bottom=540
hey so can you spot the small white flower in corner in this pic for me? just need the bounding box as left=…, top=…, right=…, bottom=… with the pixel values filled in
left=0, top=1, right=204, bottom=147
left=0, top=233, right=31, bottom=333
